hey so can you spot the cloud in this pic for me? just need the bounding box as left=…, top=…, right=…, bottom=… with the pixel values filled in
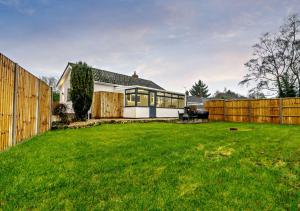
left=1, top=0, right=300, bottom=96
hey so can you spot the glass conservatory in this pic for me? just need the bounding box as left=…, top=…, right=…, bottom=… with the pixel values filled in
left=123, top=87, right=185, bottom=118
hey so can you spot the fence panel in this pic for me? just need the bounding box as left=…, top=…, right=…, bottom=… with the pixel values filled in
left=250, top=99, right=280, bottom=124
left=39, top=82, right=52, bottom=133
left=225, top=100, right=250, bottom=122
left=282, top=98, right=300, bottom=124
left=204, top=100, right=225, bottom=121
left=92, top=91, right=124, bottom=118
left=16, top=66, right=39, bottom=143
left=205, top=98, right=300, bottom=125
left=0, top=55, right=15, bottom=151
left=0, top=53, right=52, bottom=152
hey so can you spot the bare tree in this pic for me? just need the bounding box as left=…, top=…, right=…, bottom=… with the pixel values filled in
left=240, top=14, right=300, bottom=97
left=40, top=76, right=58, bottom=91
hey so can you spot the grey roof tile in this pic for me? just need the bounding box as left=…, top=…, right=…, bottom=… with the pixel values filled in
left=70, top=63, right=164, bottom=90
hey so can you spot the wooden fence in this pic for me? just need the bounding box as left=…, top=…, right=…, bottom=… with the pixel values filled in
left=91, top=91, right=124, bottom=118
left=204, top=98, right=300, bottom=125
left=0, top=53, right=52, bottom=151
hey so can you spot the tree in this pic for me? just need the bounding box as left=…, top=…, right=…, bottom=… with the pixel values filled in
left=40, top=76, right=58, bottom=90
left=281, top=72, right=297, bottom=97
left=213, top=88, right=246, bottom=99
left=185, top=90, right=189, bottom=96
left=248, top=91, right=266, bottom=99
left=189, top=80, right=210, bottom=98
left=70, top=62, right=94, bottom=121
left=240, top=14, right=300, bottom=97
left=40, top=76, right=60, bottom=102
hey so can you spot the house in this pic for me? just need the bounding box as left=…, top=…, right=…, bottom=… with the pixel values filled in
left=186, top=96, right=207, bottom=109
left=57, top=63, right=185, bottom=118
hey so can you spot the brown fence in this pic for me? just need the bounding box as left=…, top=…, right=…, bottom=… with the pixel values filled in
left=0, top=53, right=52, bottom=151
left=204, top=98, right=300, bottom=125
left=91, top=91, right=124, bottom=118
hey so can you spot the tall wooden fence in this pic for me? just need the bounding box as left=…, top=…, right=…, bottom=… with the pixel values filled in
left=0, top=53, right=52, bottom=151
left=91, top=91, right=124, bottom=118
left=204, top=98, right=300, bottom=125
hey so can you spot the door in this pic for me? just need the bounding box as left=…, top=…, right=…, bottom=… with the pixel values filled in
left=149, top=91, right=156, bottom=118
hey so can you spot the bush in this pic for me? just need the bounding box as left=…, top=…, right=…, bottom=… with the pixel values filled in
left=53, top=103, right=70, bottom=125
left=53, top=92, right=60, bottom=102
left=70, top=62, right=94, bottom=121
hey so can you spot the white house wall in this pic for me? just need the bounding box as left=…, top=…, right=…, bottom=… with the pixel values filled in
left=123, top=107, right=149, bottom=118
left=58, top=70, right=74, bottom=113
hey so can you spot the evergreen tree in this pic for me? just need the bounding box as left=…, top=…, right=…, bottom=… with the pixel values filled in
left=280, top=72, right=297, bottom=97
left=189, top=80, right=210, bottom=98
left=70, top=62, right=94, bottom=121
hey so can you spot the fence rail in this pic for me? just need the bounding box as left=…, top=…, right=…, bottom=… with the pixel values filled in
left=204, top=98, right=300, bottom=125
left=0, top=53, right=52, bottom=152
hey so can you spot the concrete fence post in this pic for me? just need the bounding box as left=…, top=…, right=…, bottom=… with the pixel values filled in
left=11, top=63, right=18, bottom=146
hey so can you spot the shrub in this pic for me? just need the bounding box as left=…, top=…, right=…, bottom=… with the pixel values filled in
left=70, top=62, right=94, bottom=121
left=53, top=103, right=70, bottom=125
left=52, top=92, right=60, bottom=102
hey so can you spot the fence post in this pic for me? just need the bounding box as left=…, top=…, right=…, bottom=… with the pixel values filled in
left=36, top=80, right=41, bottom=134
left=11, top=63, right=18, bottom=146
left=223, top=100, right=227, bottom=121
left=279, top=98, right=283, bottom=124
left=49, top=87, right=53, bottom=130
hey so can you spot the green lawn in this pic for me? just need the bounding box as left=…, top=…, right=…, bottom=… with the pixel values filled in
left=0, top=122, right=300, bottom=210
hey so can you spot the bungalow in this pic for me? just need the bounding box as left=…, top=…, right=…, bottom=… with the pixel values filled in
left=57, top=63, right=185, bottom=118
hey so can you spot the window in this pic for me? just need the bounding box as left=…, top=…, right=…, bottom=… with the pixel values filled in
left=67, top=88, right=71, bottom=102
left=136, top=94, right=148, bottom=106
left=165, top=97, right=172, bottom=108
left=171, top=98, right=179, bottom=108
left=150, top=92, right=155, bottom=106
left=137, top=89, right=149, bottom=94
left=125, top=88, right=185, bottom=108
left=126, top=89, right=136, bottom=94
left=179, top=99, right=185, bottom=108
left=126, top=94, right=136, bottom=106
left=156, top=96, right=165, bottom=108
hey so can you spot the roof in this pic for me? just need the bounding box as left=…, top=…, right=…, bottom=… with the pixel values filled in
left=59, top=63, right=164, bottom=90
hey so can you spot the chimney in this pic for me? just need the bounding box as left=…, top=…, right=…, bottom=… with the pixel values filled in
left=132, top=71, right=139, bottom=79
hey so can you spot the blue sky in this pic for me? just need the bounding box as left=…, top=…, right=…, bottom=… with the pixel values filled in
left=1, top=0, right=300, bottom=95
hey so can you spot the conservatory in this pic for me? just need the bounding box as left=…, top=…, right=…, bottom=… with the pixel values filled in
left=123, top=87, right=185, bottom=118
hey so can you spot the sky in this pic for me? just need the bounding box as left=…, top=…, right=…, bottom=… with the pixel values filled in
left=1, top=0, right=300, bottom=95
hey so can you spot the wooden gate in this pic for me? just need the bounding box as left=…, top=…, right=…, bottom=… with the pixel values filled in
left=91, top=91, right=124, bottom=118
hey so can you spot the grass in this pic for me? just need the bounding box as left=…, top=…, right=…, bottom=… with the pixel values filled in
left=0, top=122, right=300, bottom=210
